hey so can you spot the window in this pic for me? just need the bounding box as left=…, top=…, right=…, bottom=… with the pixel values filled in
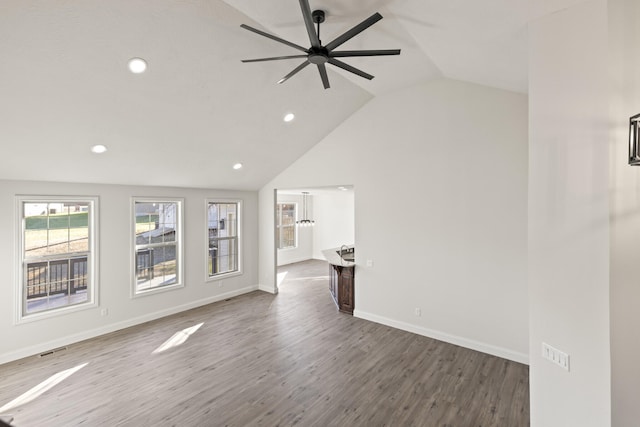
left=133, top=198, right=183, bottom=295
left=277, top=203, right=296, bottom=249
left=207, top=201, right=240, bottom=278
left=18, top=196, right=98, bottom=320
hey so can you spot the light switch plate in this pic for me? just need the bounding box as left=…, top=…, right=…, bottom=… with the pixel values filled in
left=542, top=342, right=570, bottom=371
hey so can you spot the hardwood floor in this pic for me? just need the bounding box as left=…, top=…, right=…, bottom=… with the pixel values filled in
left=0, top=260, right=529, bottom=426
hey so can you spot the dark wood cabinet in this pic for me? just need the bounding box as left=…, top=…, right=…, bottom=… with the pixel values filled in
left=329, top=264, right=354, bottom=315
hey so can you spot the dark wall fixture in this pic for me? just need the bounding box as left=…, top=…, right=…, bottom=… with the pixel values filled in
left=629, top=114, right=640, bottom=165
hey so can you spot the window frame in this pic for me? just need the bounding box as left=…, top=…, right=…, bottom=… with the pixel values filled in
left=131, top=197, right=184, bottom=297
left=205, top=199, right=242, bottom=281
left=276, top=202, right=297, bottom=250
left=15, top=195, right=99, bottom=324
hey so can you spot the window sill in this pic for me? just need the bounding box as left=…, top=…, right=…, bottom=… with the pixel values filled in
left=206, top=270, right=243, bottom=282
left=132, top=282, right=184, bottom=299
left=16, top=300, right=98, bottom=325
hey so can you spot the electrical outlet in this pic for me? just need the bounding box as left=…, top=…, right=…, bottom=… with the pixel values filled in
left=100, top=308, right=109, bottom=317
left=542, top=342, right=570, bottom=371
left=218, top=280, right=224, bottom=288
left=366, top=259, right=373, bottom=267
left=414, top=308, right=421, bottom=317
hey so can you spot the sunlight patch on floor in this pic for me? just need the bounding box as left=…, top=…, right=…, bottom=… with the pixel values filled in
left=152, top=323, right=204, bottom=354
left=0, top=363, right=88, bottom=413
left=277, top=271, right=288, bottom=287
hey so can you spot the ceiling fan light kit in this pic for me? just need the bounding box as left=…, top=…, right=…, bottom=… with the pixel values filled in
left=240, top=0, right=401, bottom=89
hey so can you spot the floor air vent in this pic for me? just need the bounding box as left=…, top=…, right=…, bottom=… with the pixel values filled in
left=39, top=346, right=67, bottom=357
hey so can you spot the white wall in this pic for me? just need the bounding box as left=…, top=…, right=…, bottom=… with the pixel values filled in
left=258, top=78, right=529, bottom=363
left=528, top=1, right=611, bottom=426
left=609, top=0, right=640, bottom=425
left=0, top=179, right=258, bottom=364
left=276, top=193, right=313, bottom=266
left=311, top=191, right=355, bottom=259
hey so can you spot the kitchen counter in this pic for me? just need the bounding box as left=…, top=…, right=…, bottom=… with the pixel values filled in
left=321, top=245, right=355, bottom=267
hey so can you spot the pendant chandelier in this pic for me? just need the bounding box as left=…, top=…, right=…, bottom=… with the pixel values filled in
left=296, top=192, right=315, bottom=227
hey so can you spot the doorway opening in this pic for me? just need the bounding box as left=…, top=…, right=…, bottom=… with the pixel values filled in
left=275, top=186, right=355, bottom=294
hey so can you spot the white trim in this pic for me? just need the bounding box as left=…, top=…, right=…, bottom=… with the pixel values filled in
left=353, top=309, right=529, bottom=365
left=205, top=199, right=242, bottom=282
left=206, top=270, right=243, bottom=281
left=131, top=197, right=185, bottom=298
left=15, top=195, right=99, bottom=324
left=0, top=284, right=260, bottom=365
left=131, top=282, right=184, bottom=298
left=272, top=188, right=279, bottom=293
left=258, top=284, right=278, bottom=294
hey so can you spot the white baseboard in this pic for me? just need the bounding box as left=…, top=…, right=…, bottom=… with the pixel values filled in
left=353, top=309, right=529, bottom=365
left=0, top=285, right=259, bottom=365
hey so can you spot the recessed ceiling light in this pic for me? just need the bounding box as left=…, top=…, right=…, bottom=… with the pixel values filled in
left=283, top=113, right=295, bottom=122
left=91, top=144, right=107, bottom=154
left=233, top=163, right=243, bottom=170
left=128, top=57, right=147, bottom=74
left=338, top=186, right=348, bottom=191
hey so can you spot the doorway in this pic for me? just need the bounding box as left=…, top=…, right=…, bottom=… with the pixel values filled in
left=275, top=186, right=355, bottom=294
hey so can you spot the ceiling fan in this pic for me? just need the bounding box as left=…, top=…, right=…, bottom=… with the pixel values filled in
left=240, top=0, right=401, bottom=89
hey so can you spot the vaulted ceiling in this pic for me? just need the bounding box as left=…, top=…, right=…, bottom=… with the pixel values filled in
left=0, top=0, right=578, bottom=190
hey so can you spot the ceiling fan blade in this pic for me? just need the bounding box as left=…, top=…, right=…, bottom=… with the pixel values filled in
left=277, top=61, right=310, bottom=85
left=299, top=0, right=321, bottom=48
left=242, top=55, right=308, bottom=63
left=318, top=64, right=330, bottom=89
left=240, top=24, right=308, bottom=53
left=330, top=49, right=401, bottom=58
left=325, top=13, right=383, bottom=51
left=328, top=58, right=374, bottom=80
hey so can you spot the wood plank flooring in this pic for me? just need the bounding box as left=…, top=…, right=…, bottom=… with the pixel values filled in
left=0, top=260, right=529, bottom=426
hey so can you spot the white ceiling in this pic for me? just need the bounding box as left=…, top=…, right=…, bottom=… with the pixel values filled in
left=0, top=0, right=577, bottom=191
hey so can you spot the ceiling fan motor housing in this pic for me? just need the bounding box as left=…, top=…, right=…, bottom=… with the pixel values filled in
left=308, top=46, right=329, bottom=64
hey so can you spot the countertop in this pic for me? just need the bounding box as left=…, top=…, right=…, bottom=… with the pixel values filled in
left=322, top=245, right=355, bottom=267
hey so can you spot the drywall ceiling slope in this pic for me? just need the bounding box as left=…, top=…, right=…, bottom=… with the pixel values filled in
left=388, top=0, right=594, bottom=94
left=0, top=0, right=371, bottom=190
left=388, top=0, right=529, bottom=93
